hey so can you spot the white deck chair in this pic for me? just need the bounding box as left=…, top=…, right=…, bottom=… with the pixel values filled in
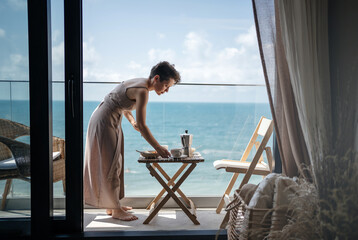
left=213, top=116, right=274, bottom=214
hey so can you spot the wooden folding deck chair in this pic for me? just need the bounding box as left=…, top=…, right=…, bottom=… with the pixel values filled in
left=213, top=116, right=274, bottom=214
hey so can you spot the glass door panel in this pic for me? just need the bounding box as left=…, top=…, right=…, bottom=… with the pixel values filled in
left=51, top=0, right=66, bottom=217
left=0, top=0, right=31, bottom=219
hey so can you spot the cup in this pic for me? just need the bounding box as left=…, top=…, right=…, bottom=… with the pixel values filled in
left=170, top=148, right=183, bottom=158
left=189, top=147, right=196, bottom=156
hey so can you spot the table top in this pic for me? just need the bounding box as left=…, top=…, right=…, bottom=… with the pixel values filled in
left=138, top=153, right=204, bottom=163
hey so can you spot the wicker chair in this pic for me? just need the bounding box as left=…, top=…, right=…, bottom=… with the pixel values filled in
left=0, top=119, right=66, bottom=210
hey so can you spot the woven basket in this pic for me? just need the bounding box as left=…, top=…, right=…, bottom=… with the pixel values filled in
left=226, top=190, right=287, bottom=240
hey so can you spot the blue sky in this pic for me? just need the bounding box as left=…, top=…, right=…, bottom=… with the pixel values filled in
left=0, top=0, right=268, bottom=103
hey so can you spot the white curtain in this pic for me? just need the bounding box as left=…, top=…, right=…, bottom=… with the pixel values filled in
left=253, top=0, right=358, bottom=237
left=277, top=0, right=332, bottom=174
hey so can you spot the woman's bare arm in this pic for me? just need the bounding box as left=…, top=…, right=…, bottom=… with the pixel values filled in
left=123, top=110, right=139, bottom=131
left=135, top=88, right=170, bottom=157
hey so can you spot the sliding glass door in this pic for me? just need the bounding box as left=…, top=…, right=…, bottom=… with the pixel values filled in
left=31, top=0, right=83, bottom=235
left=0, top=0, right=83, bottom=237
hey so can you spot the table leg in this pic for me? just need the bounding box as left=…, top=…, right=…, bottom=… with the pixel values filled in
left=155, top=163, right=192, bottom=207
left=146, top=163, right=191, bottom=209
left=144, top=163, right=200, bottom=225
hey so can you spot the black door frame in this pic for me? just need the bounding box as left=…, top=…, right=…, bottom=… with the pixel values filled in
left=63, top=0, right=83, bottom=234
left=30, top=0, right=84, bottom=237
left=28, top=0, right=53, bottom=237
left=30, top=0, right=84, bottom=236
left=51, top=0, right=84, bottom=235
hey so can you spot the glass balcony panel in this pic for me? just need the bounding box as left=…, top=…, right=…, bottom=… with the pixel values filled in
left=83, top=83, right=271, bottom=197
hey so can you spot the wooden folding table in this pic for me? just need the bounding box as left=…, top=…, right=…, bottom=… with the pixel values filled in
left=138, top=154, right=204, bottom=225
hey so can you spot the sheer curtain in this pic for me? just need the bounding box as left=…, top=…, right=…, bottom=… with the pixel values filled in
left=252, top=0, right=311, bottom=179
left=253, top=0, right=358, bottom=237
left=277, top=0, right=332, bottom=181
left=278, top=0, right=329, bottom=165
left=253, top=0, right=358, bottom=178
left=254, top=0, right=358, bottom=184
left=278, top=0, right=358, bottom=195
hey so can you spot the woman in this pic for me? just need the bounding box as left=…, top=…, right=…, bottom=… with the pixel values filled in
left=84, top=61, right=181, bottom=221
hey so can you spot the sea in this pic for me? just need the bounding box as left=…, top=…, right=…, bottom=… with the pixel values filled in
left=0, top=100, right=272, bottom=197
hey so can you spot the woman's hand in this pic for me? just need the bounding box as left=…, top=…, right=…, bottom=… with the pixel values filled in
left=156, top=145, right=171, bottom=158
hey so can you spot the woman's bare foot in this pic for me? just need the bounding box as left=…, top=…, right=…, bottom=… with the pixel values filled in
left=106, top=209, right=112, bottom=215
left=112, top=208, right=138, bottom=221
left=106, top=206, right=133, bottom=215
left=121, top=206, right=133, bottom=211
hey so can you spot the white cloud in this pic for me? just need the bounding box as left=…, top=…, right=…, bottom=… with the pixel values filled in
left=82, top=38, right=110, bottom=82
left=83, top=38, right=100, bottom=65
left=183, top=32, right=212, bottom=61
left=217, top=47, right=245, bottom=60
left=0, top=29, right=5, bottom=38
left=82, top=38, right=148, bottom=83
left=177, top=27, right=263, bottom=85
left=52, top=41, right=64, bottom=65
left=235, top=25, right=257, bottom=47
left=148, top=48, right=176, bottom=62
left=52, top=30, right=62, bottom=43
left=126, top=61, right=142, bottom=70
left=82, top=39, right=147, bottom=82
left=83, top=37, right=120, bottom=82
left=83, top=68, right=122, bottom=82
left=51, top=42, right=65, bottom=80
left=79, top=26, right=264, bottom=101
left=0, top=54, right=28, bottom=80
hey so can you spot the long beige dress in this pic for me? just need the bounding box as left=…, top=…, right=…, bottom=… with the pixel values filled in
left=84, top=78, right=147, bottom=209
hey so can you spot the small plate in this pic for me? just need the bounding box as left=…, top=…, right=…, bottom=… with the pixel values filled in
left=136, top=150, right=159, bottom=158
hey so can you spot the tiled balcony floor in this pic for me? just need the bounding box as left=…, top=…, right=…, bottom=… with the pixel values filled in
left=0, top=208, right=227, bottom=232
left=84, top=208, right=226, bottom=232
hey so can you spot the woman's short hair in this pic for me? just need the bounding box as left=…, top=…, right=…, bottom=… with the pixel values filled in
left=149, top=61, right=181, bottom=84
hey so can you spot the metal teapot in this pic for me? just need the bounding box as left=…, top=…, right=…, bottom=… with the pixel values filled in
left=180, top=130, right=193, bottom=157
